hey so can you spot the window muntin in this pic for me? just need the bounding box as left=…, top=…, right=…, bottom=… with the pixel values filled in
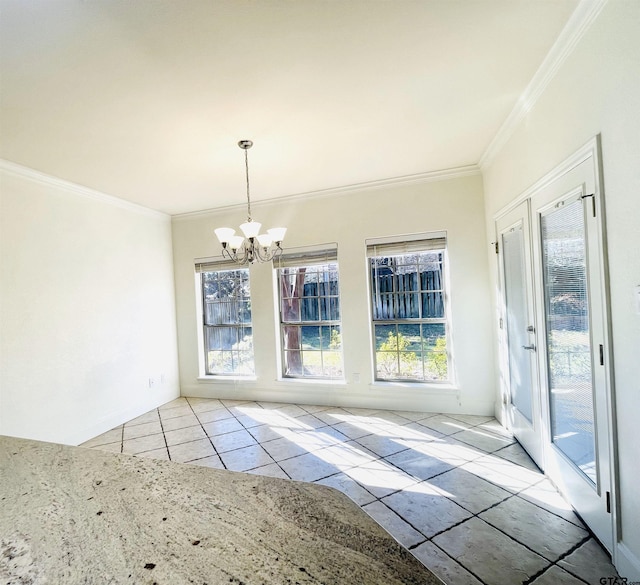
left=278, top=262, right=343, bottom=379
left=201, top=268, right=254, bottom=376
left=370, top=249, right=449, bottom=382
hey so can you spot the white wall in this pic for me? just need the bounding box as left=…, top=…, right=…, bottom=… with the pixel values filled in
left=0, top=163, right=180, bottom=445
left=172, top=173, right=495, bottom=415
left=482, top=1, right=640, bottom=578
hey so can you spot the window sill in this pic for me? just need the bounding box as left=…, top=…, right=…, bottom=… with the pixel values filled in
left=197, top=376, right=258, bottom=383
left=277, top=377, right=347, bottom=387
left=369, top=380, right=458, bottom=393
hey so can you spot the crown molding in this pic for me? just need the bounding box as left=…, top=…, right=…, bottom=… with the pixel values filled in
left=0, top=159, right=169, bottom=220
left=172, top=164, right=481, bottom=221
left=479, top=0, right=608, bottom=170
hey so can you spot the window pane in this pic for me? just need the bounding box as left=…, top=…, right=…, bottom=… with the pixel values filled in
left=283, top=350, right=304, bottom=376
left=201, top=268, right=254, bottom=376
left=238, top=327, right=253, bottom=348
left=282, top=325, right=302, bottom=351
left=280, top=268, right=303, bottom=320
left=320, top=325, right=341, bottom=350
left=328, top=297, right=340, bottom=320
left=422, top=323, right=446, bottom=348
left=281, top=295, right=301, bottom=322
left=235, top=352, right=255, bottom=375
left=399, top=352, right=422, bottom=379
left=301, top=292, right=319, bottom=321
left=278, top=260, right=343, bottom=379
left=418, top=252, right=443, bottom=274
left=423, top=323, right=448, bottom=381
left=205, top=326, right=234, bottom=351
left=238, top=301, right=251, bottom=323
left=301, top=326, right=321, bottom=350
left=369, top=246, right=449, bottom=383
left=422, top=292, right=444, bottom=318
left=322, top=351, right=343, bottom=378
left=398, top=324, right=422, bottom=350
left=301, top=352, right=323, bottom=377
left=208, top=350, right=235, bottom=374
left=375, top=324, right=397, bottom=350
left=376, top=352, right=399, bottom=379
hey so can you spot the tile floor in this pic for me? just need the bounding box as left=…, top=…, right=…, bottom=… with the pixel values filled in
left=82, top=397, right=619, bottom=585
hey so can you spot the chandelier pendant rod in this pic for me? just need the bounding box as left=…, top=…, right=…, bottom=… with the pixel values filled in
left=244, top=145, right=252, bottom=222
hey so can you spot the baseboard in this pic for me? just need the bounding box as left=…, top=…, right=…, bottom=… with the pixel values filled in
left=616, top=541, right=640, bottom=581
left=180, top=382, right=494, bottom=416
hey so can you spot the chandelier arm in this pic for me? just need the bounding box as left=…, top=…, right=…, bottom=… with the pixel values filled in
left=255, top=244, right=279, bottom=263
left=221, top=246, right=234, bottom=262
left=254, top=245, right=270, bottom=263
left=238, top=243, right=250, bottom=265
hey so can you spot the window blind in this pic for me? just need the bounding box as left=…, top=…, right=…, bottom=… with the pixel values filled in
left=275, top=243, right=338, bottom=268
left=195, top=257, right=246, bottom=273
left=366, top=234, right=446, bottom=257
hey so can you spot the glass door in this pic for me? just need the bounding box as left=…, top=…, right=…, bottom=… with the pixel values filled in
left=540, top=197, right=596, bottom=482
left=496, top=201, right=542, bottom=468
left=531, top=154, right=613, bottom=553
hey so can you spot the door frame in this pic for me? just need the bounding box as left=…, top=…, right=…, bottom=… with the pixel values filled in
left=492, top=135, right=618, bottom=556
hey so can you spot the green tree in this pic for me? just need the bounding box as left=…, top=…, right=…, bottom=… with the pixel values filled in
left=426, top=337, right=448, bottom=380
left=376, top=332, right=418, bottom=378
left=328, top=328, right=342, bottom=350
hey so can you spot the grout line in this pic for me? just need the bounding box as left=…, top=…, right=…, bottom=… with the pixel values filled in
left=101, top=398, right=612, bottom=585
left=428, top=539, right=490, bottom=585
left=186, top=396, right=227, bottom=469
left=272, top=460, right=293, bottom=480
left=521, top=563, right=555, bottom=585
left=366, top=498, right=441, bottom=541
left=470, top=507, right=583, bottom=571
left=522, top=535, right=592, bottom=585
left=156, top=408, right=171, bottom=460
left=551, top=536, right=598, bottom=583
left=512, top=481, right=589, bottom=528
left=224, top=404, right=281, bottom=472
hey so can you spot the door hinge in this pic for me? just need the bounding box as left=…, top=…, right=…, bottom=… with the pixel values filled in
left=581, top=193, right=596, bottom=217
left=494, top=241, right=499, bottom=254
left=599, top=344, right=604, bottom=366
left=606, top=491, right=611, bottom=513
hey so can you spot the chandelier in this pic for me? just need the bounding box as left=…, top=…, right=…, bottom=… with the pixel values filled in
left=214, top=140, right=286, bottom=264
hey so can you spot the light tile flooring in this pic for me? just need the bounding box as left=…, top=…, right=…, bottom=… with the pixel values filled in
left=82, top=397, right=618, bottom=585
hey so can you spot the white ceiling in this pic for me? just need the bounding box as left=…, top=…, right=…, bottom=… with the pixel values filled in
left=0, top=0, right=579, bottom=215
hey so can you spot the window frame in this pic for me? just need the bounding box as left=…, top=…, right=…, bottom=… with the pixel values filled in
left=275, top=248, right=343, bottom=381
left=197, top=263, right=255, bottom=377
left=367, top=236, right=451, bottom=383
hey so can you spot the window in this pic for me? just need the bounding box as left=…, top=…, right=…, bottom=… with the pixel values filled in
left=276, top=247, right=343, bottom=379
left=367, top=235, right=450, bottom=382
left=197, top=264, right=254, bottom=376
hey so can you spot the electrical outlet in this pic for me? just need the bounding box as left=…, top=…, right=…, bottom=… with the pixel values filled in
left=352, top=372, right=361, bottom=383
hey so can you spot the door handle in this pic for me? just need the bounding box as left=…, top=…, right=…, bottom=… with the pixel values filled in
left=522, top=345, right=536, bottom=351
